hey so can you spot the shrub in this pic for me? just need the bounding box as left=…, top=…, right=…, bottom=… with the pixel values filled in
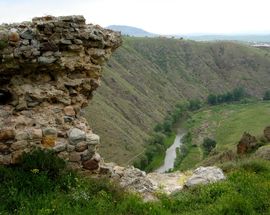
left=232, top=87, right=246, bottom=101
left=207, top=87, right=248, bottom=106
left=188, top=99, right=202, bottom=111
left=148, top=132, right=166, bottom=145
left=0, top=40, right=7, bottom=50
left=263, top=90, right=270, bottom=101
left=20, top=149, right=66, bottom=179
left=239, top=159, right=270, bottom=174
left=162, top=119, right=173, bottom=134
left=154, top=123, right=163, bottom=132
left=207, top=94, right=217, bottom=105
left=202, top=137, right=217, bottom=155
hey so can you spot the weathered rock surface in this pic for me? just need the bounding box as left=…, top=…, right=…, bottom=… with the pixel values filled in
left=237, top=132, right=258, bottom=154
left=0, top=15, right=121, bottom=168
left=264, top=126, right=270, bottom=141
left=147, top=172, right=185, bottom=194
left=254, top=145, right=270, bottom=160
left=112, top=165, right=155, bottom=194
left=106, top=164, right=226, bottom=198
left=68, top=128, right=86, bottom=145
left=185, top=166, right=226, bottom=187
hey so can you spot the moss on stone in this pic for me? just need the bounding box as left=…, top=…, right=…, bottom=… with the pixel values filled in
left=0, top=40, right=7, bottom=50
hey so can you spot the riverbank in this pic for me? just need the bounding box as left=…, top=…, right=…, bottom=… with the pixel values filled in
left=174, top=102, right=270, bottom=170
left=156, top=131, right=185, bottom=173
left=144, top=133, right=176, bottom=172
left=133, top=100, right=201, bottom=172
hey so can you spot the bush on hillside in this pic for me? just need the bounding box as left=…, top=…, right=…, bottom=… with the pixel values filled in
left=207, top=87, right=248, bottom=106
left=232, top=87, right=246, bottom=101
left=20, top=149, right=66, bottom=179
left=263, top=90, right=270, bottom=101
left=207, top=94, right=218, bottom=105
left=188, top=99, right=202, bottom=111
left=202, top=137, right=217, bottom=155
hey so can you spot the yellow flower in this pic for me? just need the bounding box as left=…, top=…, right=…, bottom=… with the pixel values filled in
left=31, top=168, right=39, bottom=174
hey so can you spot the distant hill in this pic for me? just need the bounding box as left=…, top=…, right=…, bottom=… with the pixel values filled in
left=106, top=25, right=156, bottom=37
left=107, top=25, right=270, bottom=42
left=184, top=34, right=270, bottom=43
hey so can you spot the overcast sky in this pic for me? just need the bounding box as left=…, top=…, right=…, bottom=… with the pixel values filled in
left=0, top=0, right=269, bottom=35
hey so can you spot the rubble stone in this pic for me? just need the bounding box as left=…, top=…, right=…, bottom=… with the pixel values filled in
left=68, top=128, right=86, bottom=145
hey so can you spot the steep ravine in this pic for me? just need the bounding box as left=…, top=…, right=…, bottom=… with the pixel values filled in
left=86, top=37, right=270, bottom=164
left=0, top=17, right=228, bottom=200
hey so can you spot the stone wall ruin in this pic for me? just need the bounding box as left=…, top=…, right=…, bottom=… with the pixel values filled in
left=0, top=15, right=122, bottom=170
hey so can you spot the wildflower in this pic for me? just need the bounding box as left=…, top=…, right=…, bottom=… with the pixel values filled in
left=31, top=168, right=39, bottom=174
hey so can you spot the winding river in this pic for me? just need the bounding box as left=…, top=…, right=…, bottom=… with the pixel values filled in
left=156, top=130, right=185, bottom=173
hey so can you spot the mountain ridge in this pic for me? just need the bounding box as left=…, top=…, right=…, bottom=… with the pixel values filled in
left=107, top=25, right=156, bottom=37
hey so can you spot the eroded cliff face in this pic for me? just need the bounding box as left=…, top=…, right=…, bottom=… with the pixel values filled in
left=0, top=15, right=121, bottom=170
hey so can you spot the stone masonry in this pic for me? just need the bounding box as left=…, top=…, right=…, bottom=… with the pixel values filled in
left=0, top=15, right=122, bottom=169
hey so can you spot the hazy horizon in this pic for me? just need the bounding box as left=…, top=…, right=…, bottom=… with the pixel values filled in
left=108, top=25, right=270, bottom=36
left=1, top=0, right=270, bottom=35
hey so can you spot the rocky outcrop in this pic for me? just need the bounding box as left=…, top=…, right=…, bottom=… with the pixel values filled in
left=105, top=164, right=225, bottom=199
left=0, top=15, right=121, bottom=169
left=185, top=166, right=226, bottom=187
left=254, top=145, right=270, bottom=160
left=147, top=171, right=185, bottom=195
left=237, top=132, right=258, bottom=154
left=111, top=165, right=155, bottom=193
left=264, top=126, right=270, bottom=141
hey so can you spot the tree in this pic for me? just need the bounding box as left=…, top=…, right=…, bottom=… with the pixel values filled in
left=149, top=132, right=165, bottom=145
left=171, top=107, right=182, bottom=123
left=217, top=94, right=225, bottom=104
left=263, top=90, right=270, bottom=101
left=232, top=87, right=246, bottom=101
left=208, top=87, right=247, bottom=106
left=202, top=138, right=217, bottom=155
left=154, top=123, right=163, bottom=132
left=224, top=92, right=233, bottom=102
left=162, top=120, right=173, bottom=134
left=207, top=94, right=217, bottom=105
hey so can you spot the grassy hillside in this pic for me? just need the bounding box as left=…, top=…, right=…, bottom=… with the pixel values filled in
left=2, top=150, right=270, bottom=214
left=176, top=102, right=270, bottom=170
left=85, top=37, right=270, bottom=164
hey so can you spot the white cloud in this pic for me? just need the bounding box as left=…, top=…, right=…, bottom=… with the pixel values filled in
left=0, top=0, right=269, bottom=34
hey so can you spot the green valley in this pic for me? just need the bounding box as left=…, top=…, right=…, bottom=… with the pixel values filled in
left=175, top=101, right=270, bottom=171
left=2, top=5, right=270, bottom=215
left=85, top=37, right=270, bottom=164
